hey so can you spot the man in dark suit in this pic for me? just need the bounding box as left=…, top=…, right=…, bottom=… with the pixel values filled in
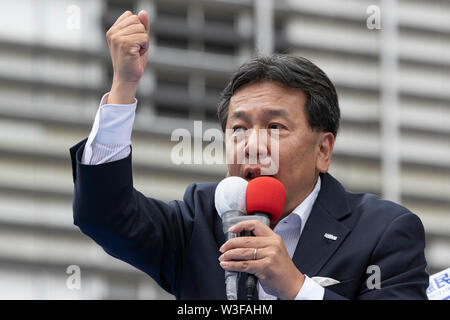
left=70, top=10, right=429, bottom=299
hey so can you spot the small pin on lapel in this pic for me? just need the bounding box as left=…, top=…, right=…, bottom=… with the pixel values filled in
left=324, top=233, right=338, bottom=241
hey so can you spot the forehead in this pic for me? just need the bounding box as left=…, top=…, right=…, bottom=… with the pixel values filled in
left=228, top=81, right=307, bottom=118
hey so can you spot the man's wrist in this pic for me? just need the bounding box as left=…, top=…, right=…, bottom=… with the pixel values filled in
left=294, top=274, right=325, bottom=300
left=108, top=79, right=139, bottom=104
left=285, top=271, right=306, bottom=300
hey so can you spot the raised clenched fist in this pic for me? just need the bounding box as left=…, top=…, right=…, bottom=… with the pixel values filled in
left=106, top=10, right=150, bottom=104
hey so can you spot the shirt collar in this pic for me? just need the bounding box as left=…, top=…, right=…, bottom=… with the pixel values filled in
left=276, top=176, right=321, bottom=233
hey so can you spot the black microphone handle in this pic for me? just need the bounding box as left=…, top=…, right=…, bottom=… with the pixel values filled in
left=242, top=229, right=257, bottom=300
left=242, top=212, right=271, bottom=300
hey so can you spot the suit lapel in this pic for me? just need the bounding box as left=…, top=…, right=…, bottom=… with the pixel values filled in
left=292, top=173, right=352, bottom=277
left=292, top=202, right=350, bottom=277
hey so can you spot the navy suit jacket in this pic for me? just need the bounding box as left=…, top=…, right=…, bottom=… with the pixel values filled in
left=70, top=139, right=429, bottom=299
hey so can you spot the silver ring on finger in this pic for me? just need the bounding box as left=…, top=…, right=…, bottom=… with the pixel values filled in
left=253, top=248, right=258, bottom=260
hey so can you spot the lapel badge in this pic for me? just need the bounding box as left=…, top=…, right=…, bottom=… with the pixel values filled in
left=324, top=233, right=338, bottom=241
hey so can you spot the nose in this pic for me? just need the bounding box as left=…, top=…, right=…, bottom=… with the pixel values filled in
left=244, top=128, right=270, bottom=165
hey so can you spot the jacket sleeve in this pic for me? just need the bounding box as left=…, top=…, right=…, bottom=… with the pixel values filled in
left=324, top=211, right=429, bottom=300
left=70, top=139, right=196, bottom=295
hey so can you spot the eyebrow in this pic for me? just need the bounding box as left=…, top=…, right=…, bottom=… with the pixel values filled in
left=229, top=111, right=251, bottom=122
left=229, top=109, right=290, bottom=122
left=263, top=109, right=290, bottom=119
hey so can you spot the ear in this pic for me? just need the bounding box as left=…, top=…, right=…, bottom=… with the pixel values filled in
left=315, top=132, right=335, bottom=173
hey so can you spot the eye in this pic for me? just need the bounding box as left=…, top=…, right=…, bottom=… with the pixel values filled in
left=232, top=125, right=247, bottom=132
left=268, top=123, right=285, bottom=130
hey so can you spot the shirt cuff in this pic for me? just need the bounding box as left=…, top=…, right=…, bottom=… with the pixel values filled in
left=94, top=92, right=137, bottom=144
left=294, top=275, right=325, bottom=300
left=82, top=92, right=137, bottom=164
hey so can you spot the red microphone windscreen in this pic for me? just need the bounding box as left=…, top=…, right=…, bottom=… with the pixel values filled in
left=246, top=177, right=286, bottom=223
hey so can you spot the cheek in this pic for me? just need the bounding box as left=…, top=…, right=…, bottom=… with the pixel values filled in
left=276, top=139, right=316, bottom=177
left=275, top=153, right=295, bottom=185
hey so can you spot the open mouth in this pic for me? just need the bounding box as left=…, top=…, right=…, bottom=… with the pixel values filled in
left=243, top=167, right=275, bottom=181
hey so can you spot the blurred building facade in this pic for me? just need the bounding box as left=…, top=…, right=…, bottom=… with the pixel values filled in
left=0, top=0, right=448, bottom=299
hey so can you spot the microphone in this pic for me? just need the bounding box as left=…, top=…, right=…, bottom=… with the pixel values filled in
left=245, top=176, right=285, bottom=299
left=215, top=176, right=248, bottom=300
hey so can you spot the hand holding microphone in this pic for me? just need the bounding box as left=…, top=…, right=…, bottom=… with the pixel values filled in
left=218, top=177, right=306, bottom=300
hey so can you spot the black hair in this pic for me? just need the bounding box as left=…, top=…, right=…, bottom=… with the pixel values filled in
left=217, top=54, right=340, bottom=137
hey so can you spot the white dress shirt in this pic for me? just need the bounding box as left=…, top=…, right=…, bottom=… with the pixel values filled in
left=82, top=92, right=325, bottom=300
left=258, top=176, right=323, bottom=300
